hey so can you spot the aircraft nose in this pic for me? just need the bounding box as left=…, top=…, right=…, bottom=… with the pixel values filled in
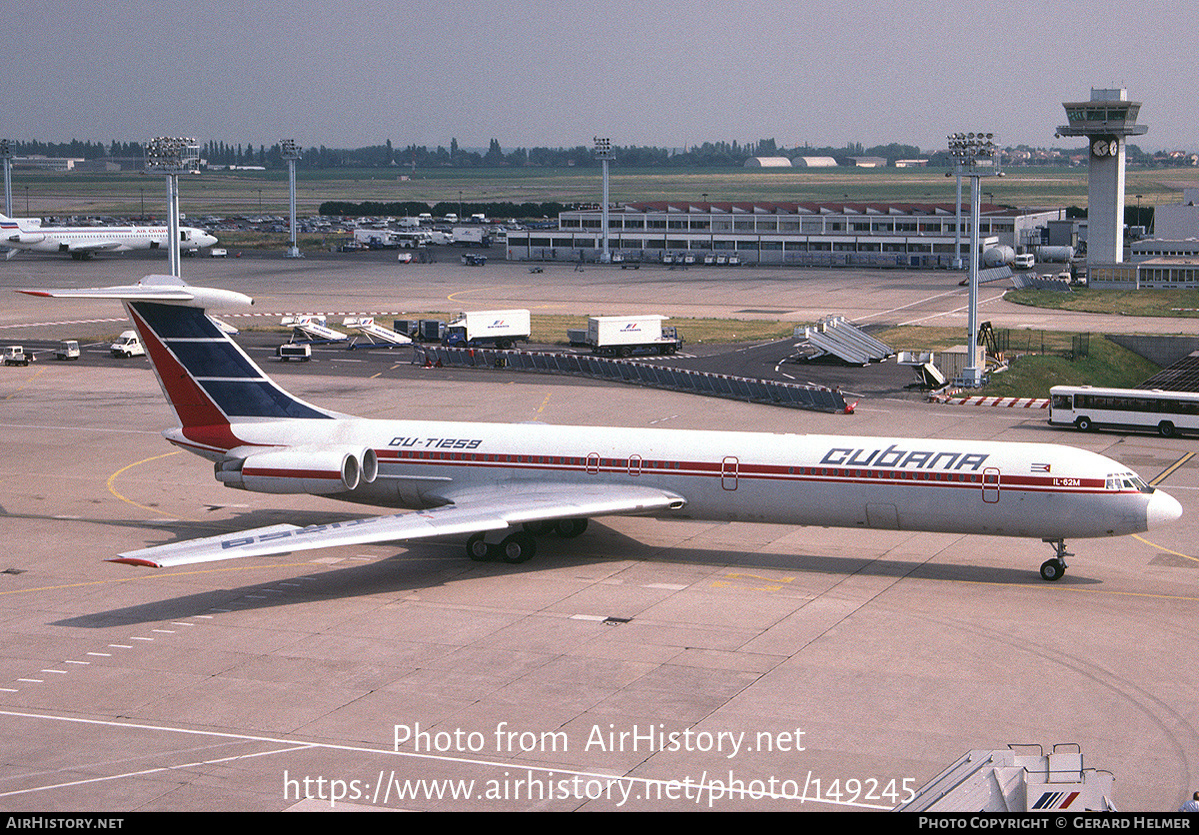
left=1147, top=489, right=1183, bottom=529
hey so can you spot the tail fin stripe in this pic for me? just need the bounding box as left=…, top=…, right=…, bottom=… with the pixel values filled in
left=200, top=380, right=330, bottom=420
left=168, top=340, right=260, bottom=379
left=128, top=300, right=333, bottom=425
left=133, top=300, right=225, bottom=338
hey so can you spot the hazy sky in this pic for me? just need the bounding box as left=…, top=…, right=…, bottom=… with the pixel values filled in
left=8, top=0, right=1195, bottom=153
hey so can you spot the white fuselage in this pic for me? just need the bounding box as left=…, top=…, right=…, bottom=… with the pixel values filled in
left=3, top=218, right=216, bottom=255
left=166, top=416, right=1174, bottom=542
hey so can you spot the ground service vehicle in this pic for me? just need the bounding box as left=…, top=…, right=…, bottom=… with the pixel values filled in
left=452, top=227, right=490, bottom=247
left=3, top=345, right=35, bottom=366
left=110, top=330, right=145, bottom=358
left=444, top=309, right=531, bottom=349
left=55, top=340, right=80, bottom=360
left=277, top=343, right=312, bottom=361
left=1050, top=385, right=1199, bottom=438
left=353, top=229, right=396, bottom=248
left=587, top=315, right=683, bottom=356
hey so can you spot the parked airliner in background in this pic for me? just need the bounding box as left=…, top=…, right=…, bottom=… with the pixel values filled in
left=2, top=214, right=216, bottom=260
left=21, top=276, right=1183, bottom=581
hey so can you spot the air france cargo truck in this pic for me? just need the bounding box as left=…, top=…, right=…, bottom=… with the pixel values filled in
left=586, top=315, right=683, bottom=356
left=443, top=309, right=531, bottom=349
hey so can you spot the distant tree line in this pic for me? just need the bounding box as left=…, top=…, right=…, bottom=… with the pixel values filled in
left=11, top=137, right=1198, bottom=170
left=6, top=139, right=144, bottom=159
left=319, top=200, right=570, bottom=219
left=6, top=137, right=927, bottom=169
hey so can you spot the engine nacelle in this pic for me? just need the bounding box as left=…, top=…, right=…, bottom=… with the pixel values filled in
left=217, top=446, right=378, bottom=495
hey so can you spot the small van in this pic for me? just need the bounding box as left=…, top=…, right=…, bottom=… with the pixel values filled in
left=110, top=331, right=145, bottom=358
left=1013, top=253, right=1035, bottom=270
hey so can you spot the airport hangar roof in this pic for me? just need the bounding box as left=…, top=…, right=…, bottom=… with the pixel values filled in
left=593, top=201, right=1036, bottom=217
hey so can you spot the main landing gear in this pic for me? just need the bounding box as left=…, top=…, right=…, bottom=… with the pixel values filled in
left=1040, top=538, right=1072, bottom=582
left=466, top=518, right=590, bottom=564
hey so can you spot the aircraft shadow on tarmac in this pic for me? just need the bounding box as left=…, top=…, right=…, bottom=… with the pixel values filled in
left=48, top=518, right=1100, bottom=629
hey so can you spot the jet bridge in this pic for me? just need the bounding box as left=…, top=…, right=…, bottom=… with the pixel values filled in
left=793, top=315, right=895, bottom=366
left=894, top=743, right=1116, bottom=812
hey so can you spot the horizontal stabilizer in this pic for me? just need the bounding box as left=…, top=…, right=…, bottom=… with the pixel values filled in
left=17, top=275, right=252, bottom=310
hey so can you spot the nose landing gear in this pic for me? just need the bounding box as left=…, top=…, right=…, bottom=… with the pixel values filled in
left=1040, top=538, right=1072, bottom=582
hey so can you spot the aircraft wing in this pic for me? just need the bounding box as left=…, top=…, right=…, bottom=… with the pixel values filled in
left=68, top=242, right=124, bottom=253
left=112, top=483, right=686, bottom=568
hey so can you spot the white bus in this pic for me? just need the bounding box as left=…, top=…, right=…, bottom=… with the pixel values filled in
left=1049, top=385, right=1199, bottom=437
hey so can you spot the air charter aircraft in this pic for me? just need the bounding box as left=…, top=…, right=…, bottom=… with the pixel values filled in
left=2, top=214, right=217, bottom=260
left=22, top=276, right=1183, bottom=581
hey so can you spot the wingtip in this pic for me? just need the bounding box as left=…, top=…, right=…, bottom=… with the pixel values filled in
left=107, top=557, right=162, bottom=568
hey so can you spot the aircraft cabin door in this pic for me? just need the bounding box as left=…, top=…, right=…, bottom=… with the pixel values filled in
left=982, top=467, right=1001, bottom=503
left=586, top=453, right=600, bottom=475
left=722, top=456, right=739, bottom=491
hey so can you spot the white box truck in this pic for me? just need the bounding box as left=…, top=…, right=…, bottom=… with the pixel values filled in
left=443, top=309, right=531, bottom=349
left=586, top=315, right=683, bottom=356
left=452, top=226, right=491, bottom=247
left=353, top=228, right=396, bottom=248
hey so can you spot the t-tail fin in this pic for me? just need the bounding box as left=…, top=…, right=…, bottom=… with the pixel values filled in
left=19, top=276, right=336, bottom=453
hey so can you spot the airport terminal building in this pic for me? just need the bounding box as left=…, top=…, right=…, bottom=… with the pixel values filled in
left=504, top=201, right=1060, bottom=268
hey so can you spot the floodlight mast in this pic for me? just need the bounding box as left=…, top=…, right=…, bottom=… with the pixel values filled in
left=594, top=137, right=612, bottom=264
left=1, top=140, right=12, bottom=218
left=145, top=137, right=199, bottom=278
left=281, top=139, right=302, bottom=258
left=946, top=132, right=1002, bottom=388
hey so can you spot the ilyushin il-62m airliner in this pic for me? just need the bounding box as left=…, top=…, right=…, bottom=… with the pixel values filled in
left=22, top=276, right=1182, bottom=581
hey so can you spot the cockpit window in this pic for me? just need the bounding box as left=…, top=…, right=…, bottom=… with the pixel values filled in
left=1108, top=472, right=1153, bottom=493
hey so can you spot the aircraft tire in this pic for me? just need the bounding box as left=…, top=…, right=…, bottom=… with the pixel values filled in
left=499, top=532, right=536, bottom=564
left=466, top=533, right=491, bottom=562
left=555, top=518, right=588, bottom=539
left=1039, top=559, right=1065, bottom=582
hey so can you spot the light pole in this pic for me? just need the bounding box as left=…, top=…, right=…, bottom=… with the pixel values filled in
left=952, top=168, right=963, bottom=270
left=146, top=137, right=200, bottom=279
left=947, top=132, right=1002, bottom=388
left=0, top=139, right=12, bottom=218
left=594, top=137, right=612, bottom=263
left=281, top=139, right=302, bottom=258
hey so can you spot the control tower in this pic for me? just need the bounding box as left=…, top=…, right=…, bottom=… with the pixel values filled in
left=1057, top=88, right=1147, bottom=264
